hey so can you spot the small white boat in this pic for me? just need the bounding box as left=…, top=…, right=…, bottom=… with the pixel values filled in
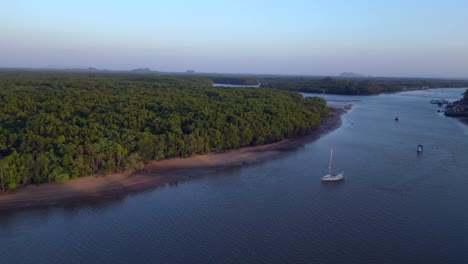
left=322, top=147, right=344, bottom=182
left=417, top=144, right=423, bottom=153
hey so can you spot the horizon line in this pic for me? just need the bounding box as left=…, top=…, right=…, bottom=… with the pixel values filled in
left=1, top=66, right=468, bottom=80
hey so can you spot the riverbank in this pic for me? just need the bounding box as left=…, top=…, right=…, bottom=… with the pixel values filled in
left=0, top=106, right=350, bottom=210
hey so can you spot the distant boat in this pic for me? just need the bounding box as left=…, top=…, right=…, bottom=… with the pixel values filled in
left=395, top=116, right=399, bottom=121
left=417, top=144, right=424, bottom=153
left=321, top=147, right=344, bottom=182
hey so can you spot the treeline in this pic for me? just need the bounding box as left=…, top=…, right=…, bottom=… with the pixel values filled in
left=462, top=89, right=468, bottom=105
left=198, top=74, right=468, bottom=95
left=0, top=70, right=214, bottom=88
left=0, top=71, right=329, bottom=190
left=208, top=77, right=259, bottom=85
left=261, top=77, right=397, bottom=95
left=260, top=77, right=468, bottom=95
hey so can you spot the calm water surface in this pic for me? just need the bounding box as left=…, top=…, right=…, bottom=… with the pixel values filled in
left=213, top=83, right=260, bottom=88
left=1, top=88, right=468, bottom=264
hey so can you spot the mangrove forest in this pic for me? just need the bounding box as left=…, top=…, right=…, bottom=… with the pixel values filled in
left=0, top=71, right=329, bottom=190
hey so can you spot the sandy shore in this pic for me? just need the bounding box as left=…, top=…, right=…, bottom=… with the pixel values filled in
left=0, top=106, right=350, bottom=210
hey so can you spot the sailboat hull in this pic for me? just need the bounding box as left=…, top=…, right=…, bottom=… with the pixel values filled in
left=321, top=172, right=344, bottom=182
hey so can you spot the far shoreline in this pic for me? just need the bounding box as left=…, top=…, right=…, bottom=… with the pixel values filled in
left=0, top=105, right=351, bottom=210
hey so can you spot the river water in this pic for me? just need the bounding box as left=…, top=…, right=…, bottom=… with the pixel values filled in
left=1, top=88, right=468, bottom=264
left=213, top=83, right=260, bottom=87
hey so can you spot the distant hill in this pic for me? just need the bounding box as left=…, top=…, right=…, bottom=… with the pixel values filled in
left=130, top=68, right=152, bottom=73
left=64, top=67, right=101, bottom=72
left=339, top=72, right=366, bottom=78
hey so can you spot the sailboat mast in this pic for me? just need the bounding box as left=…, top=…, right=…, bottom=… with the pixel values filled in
left=328, top=147, right=333, bottom=175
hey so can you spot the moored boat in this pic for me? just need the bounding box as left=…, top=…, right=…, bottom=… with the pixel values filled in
left=417, top=144, right=423, bottom=153
left=321, top=147, right=344, bottom=182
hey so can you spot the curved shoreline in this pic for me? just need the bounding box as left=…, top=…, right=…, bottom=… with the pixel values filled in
left=0, top=106, right=350, bottom=210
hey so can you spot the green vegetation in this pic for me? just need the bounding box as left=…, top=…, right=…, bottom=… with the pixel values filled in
left=260, top=77, right=398, bottom=94
left=210, top=76, right=259, bottom=85
left=261, top=77, right=468, bottom=95
left=200, top=75, right=468, bottom=95
left=0, top=71, right=328, bottom=191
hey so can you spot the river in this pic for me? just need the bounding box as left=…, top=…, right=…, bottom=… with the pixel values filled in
left=213, top=83, right=260, bottom=87
left=1, top=88, right=467, bottom=264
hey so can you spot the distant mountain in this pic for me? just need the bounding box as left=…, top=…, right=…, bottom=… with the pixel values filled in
left=130, top=68, right=152, bottom=73
left=339, top=72, right=366, bottom=78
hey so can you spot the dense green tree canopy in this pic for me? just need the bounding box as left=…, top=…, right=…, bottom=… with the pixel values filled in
left=0, top=71, right=329, bottom=190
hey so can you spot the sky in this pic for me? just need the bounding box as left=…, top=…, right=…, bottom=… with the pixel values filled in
left=1, top=0, right=468, bottom=77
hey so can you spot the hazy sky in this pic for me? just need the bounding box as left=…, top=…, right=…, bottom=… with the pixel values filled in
left=2, top=0, right=468, bottom=77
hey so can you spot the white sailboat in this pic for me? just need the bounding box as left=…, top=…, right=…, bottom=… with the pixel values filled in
left=321, top=147, right=344, bottom=182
